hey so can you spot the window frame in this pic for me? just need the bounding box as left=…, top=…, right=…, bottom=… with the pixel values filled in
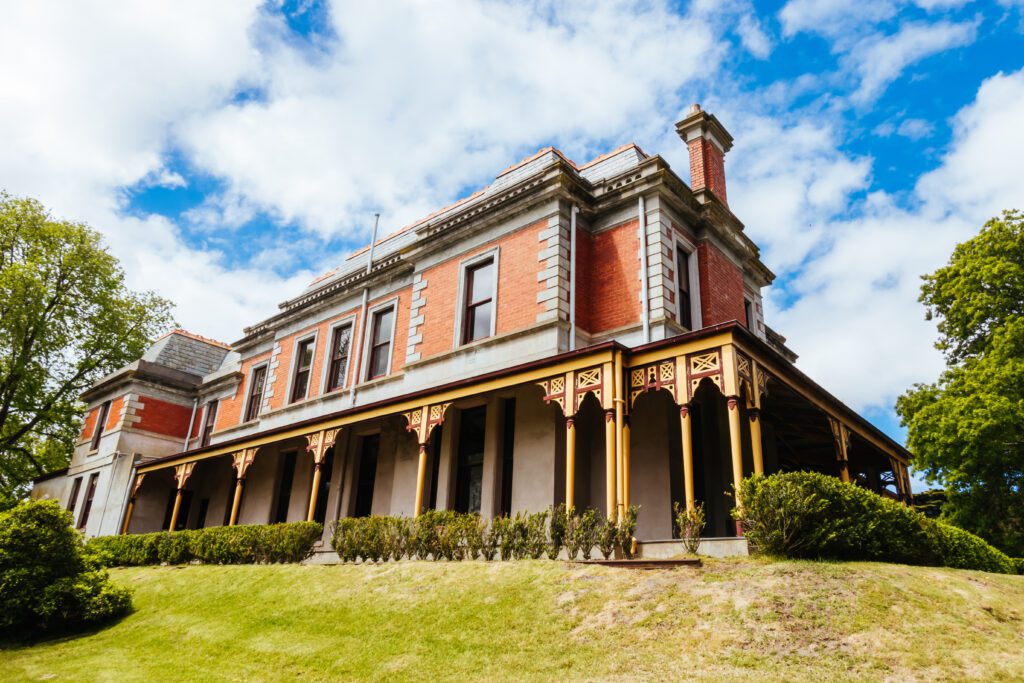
left=243, top=362, right=269, bottom=423
left=361, top=299, right=398, bottom=382
left=453, top=248, right=500, bottom=347
left=288, top=333, right=318, bottom=404
left=200, top=399, right=219, bottom=448
left=322, top=316, right=356, bottom=394
left=672, top=235, right=702, bottom=332
left=66, top=476, right=83, bottom=515
left=90, top=400, right=112, bottom=451
left=77, top=472, right=100, bottom=530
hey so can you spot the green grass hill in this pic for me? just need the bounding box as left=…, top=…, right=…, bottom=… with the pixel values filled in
left=3, top=558, right=1023, bottom=681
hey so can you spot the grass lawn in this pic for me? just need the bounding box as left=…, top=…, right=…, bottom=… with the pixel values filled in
left=2, top=558, right=1023, bottom=681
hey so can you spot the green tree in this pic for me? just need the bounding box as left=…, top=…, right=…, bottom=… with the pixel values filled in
left=896, top=210, right=1024, bottom=555
left=0, top=193, right=174, bottom=507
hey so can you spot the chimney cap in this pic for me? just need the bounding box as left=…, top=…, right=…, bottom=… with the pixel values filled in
left=675, top=106, right=734, bottom=153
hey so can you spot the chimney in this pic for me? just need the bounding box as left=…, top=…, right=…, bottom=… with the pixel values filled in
left=676, top=103, right=734, bottom=206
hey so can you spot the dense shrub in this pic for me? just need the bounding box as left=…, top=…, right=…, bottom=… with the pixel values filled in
left=674, top=501, right=706, bottom=555
left=736, top=472, right=1016, bottom=574
left=331, top=507, right=627, bottom=562
left=85, top=521, right=323, bottom=567
left=1013, top=558, right=1024, bottom=575
left=0, top=500, right=131, bottom=636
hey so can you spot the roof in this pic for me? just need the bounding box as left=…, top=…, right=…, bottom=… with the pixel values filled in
left=142, top=330, right=232, bottom=377
left=303, top=143, right=650, bottom=294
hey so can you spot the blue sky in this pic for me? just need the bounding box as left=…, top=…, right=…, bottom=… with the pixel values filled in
left=2, top=0, right=1023, bottom=490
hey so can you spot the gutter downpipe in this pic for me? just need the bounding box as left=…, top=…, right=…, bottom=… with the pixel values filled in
left=569, top=205, right=578, bottom=351
left=349, top=213, right=381, bottom=408
left=639, top=195, right=650, bottom=344
left=183, top=397, right=198, bottom=451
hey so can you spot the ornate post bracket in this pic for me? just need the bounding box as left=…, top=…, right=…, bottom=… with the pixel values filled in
left=627, top=348, right=727, bottom=409
left=173, top=462, right=196, bottom=490
left=130, top=473, right=146, bottom=500
left=537, top=365, right=606, bottom=416
left=231, top=447, right=258, bottom=481
left=306, top=428, right=341, bottom=466
left=828, top=417, right=852, bottom=483
left=403, top=402, right=451, bottom=445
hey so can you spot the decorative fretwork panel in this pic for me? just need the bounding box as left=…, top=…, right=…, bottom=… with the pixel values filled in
left=404, top=403, right=451, bottom=444
left=686, top=349, right=724, bottom=399
left=628, top=360, right=679, bottom=406
left=574, top=366, right=603, bottom=413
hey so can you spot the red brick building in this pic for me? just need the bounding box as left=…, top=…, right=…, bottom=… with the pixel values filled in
left=33, top=107, right=911, bottom=555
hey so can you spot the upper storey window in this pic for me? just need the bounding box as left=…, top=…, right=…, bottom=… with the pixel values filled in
left=200, top=400, right=218, bottom=447
left=462, top=258, right=495, bottom=344
left=245, top=365, right=267, bottom=422
left=290, top=338, right=315, bottom=403
left=326, top=323, right=353, bottom=392
left=676, top=246, right=693, bottom=330
left=367, top=307, right=395, bottom=380
left=90, top=400, right=111, bottom=451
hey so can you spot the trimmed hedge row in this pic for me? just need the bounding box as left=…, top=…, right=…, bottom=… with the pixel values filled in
left=330, top=506, right=639, bottom=562
left=85, top=521, right=323, bottom=567
left=736, top=472, right=1017, bottom=574
left=1, top=500, right=132, bottom=636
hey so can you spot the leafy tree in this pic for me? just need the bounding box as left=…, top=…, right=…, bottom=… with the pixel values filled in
left=896, top=210, right=1024, bottom=555
left=0, top=192, right=174, bottom=507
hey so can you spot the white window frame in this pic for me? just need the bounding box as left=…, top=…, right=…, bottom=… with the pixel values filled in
left=287, top=331, right=319, bottom=404
left=199, top=399, right=219, bottom=446
left=320, top=315, right=357, bottom=394
left=452, top=247, right=500, bottom=348
left=672, top=235, right=702, bottom=331
left=242, top=361, right=270, bottom=423
left=361, top=298, right=399, bottom=382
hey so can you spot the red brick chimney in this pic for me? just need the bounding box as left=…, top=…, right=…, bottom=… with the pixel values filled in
left=676, top=104, right=734, bottom=206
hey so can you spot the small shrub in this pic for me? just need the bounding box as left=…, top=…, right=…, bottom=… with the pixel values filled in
left=1, top=500, right=132, bottom=636
left=548, top=504, right=569, bottom=560
left=575, top=509, right=600, bottom=560
left=674, top=502, right=705, bottom=555
left=1013, top=558, right=1024, bottom=575
left=526, top=510, right=549, bottom=559
left=617, top=505, right=639, bottom=559
left=597, top=518, right=617, bottom=559
left=481, top=518, right=499, bottom=561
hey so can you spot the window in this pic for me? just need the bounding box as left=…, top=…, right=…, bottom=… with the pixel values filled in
left=290, top=339, right=315, bottom=403
left=462, top=258, right=495, bottom=344
left=676, top=246, right=692, bottom=330
left=78, top=473, right=99, bottom=529
left=245, top=365, right=267, bottom=422
left=90, top=400, right=111, bottom=450
left=454, top=406, right=487, bottom=514
left=200, top=400, right=218, bottom=447
left=366, top=307, right=394, bottom=380
left=326, top=324, right=352, bottom=392
left=744, top=298, right=756, bottom=329
left=67, top=477, right=83, bottom=516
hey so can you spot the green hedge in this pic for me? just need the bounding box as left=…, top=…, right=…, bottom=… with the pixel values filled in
left=1, top=500, right=132, bottom=636
left=85, top=521, right=323, bottom=567
left=736, top=472, right=1016, bottom=574
left=331, top=506, right=638, bottom=562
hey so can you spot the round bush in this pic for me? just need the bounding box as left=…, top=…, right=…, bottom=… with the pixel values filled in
left=0, top=500, right=132, bottom=636
left=736, top=472, right=1015, bottom=574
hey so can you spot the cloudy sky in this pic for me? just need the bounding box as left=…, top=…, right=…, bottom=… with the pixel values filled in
left=2, top=0, right=1022, bottom=485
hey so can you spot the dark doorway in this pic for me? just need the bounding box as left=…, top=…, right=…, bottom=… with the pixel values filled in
left=313, top=446, right=335, bottom=524
left=455, top=406, right=487, bottom=513
left=354, top=434, right=380, bottom=517
left=194, top=498, right=210, bottom=529
left=428, top=425, right=443, bottom=510
left=274, top=450, right=298, bottom=524
left=163, top=489, right=193, bottom=531
left=499, top=398, right=516, bottom=516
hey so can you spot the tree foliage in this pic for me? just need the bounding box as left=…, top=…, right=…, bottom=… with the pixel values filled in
left=896, top=210, right=1024, bottom=556
left=0, top=192, right=174, bottom=506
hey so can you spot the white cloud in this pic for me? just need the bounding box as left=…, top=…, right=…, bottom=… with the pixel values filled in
left=896, top=118, right=935, bottom=139
left=779, top=0, right=899, bottom=38
left=845, top=20, right=979, bottom=105
left=737, top=68, right=1024, bottom=413
left=737, top=15, right=773, bottom=58
left=177, top=1, right=722, bottom=240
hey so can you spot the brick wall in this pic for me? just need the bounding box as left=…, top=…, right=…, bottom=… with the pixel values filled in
left=697, top=241, right=746, bottom=326
left=415, top=220, right=545, bottom=359
left=217, top=351, right=271, bottom=429
left=688, top=138, right=728, bottom=205
left=80, top=405, right=99, bottom=441
left=585, top=219, right=642, bottom=334
left=133, top=395, right=193, bottom=439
